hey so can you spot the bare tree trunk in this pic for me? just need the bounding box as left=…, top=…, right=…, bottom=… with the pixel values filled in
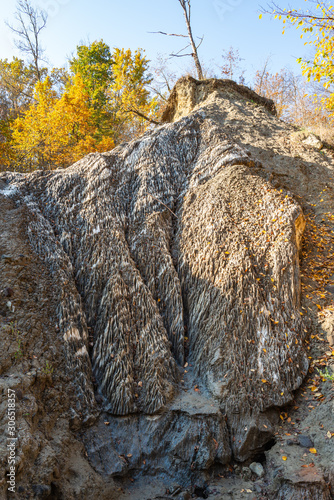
left=257, top=56, right=271, bottom=95
left=6, top=0, right=47, bottom=81
left=179, top=0, right=203, bottom=80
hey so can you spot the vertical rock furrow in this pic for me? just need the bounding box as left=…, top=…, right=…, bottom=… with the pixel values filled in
left=22, top=196, right=96, bottom=421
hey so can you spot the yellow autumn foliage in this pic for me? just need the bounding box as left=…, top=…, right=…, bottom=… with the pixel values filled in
left=11, top=75, right=114, bottom=170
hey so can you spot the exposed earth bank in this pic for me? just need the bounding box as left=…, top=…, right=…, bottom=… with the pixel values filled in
left=0, top=77, right=334, bottom=499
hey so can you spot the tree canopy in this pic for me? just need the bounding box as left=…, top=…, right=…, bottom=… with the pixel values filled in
left=0, top=40, right=158, bottom=171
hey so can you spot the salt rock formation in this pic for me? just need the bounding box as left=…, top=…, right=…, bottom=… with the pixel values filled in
left=1, top=77, right=310, bottom=464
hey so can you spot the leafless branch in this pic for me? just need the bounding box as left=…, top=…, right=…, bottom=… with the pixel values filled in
left=148, top=31, right=188, bottom=38
left=169, top=52, right=194, bottom=58
left=149, top=1, right=204, bottom=80
left=6, top=0, right=48, bottom=81
left=148, top=86, right=168, bottom=102
left=172, top=43, right=192, bottom=56
left=196, top=36, right=204, bottom=50
left=126, top=108, right=161, bottom=125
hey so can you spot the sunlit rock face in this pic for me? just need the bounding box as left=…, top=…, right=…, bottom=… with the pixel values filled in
left=1, top=76, right=309, bottom=463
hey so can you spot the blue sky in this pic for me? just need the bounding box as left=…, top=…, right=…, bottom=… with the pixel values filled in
left=0, top=0, right=315, bottom=85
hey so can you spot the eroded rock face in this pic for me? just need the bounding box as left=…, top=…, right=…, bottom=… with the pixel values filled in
left=1, top=77, right=311, bottom=485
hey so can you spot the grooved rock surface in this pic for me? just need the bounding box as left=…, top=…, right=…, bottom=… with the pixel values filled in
left=1, top=76, right=334, bottom=498
left=2, top=101, right=308, bottom=421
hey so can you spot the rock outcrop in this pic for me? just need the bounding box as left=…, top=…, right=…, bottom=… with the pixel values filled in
left=1, top=76, right=334, bottom=499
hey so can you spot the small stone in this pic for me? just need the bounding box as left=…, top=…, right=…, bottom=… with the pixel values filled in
left=242, top=466, right=252, bottom=481
left=254, top=482, right=263, bottom=493
left=4, top=287, right=14, bottom=297
left=272, top=467, right=282, bottom=478
left=6, top=301, right=15, bottom=312
left=302, top=134, right=323, bottom=150
left=298, top=435, right=314, bottom=448
left=32, top=484, right=51, bottom=498
left=177, top=492, right=191, bottom=500
left=249, top=462, right=264, bottom=478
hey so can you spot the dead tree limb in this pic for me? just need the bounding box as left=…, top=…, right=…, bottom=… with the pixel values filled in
left=127, top=108, right=161, bottom=125
left=6, top=0, right=47, bottom=81
left=178, top=0, right=204, bottom=79
left=149, top=0, right=204, bottom=80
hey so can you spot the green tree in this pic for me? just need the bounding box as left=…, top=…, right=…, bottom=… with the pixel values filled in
left=70, top=42, right=159, bottom=143
left=70, top=41, right=113, bottom=111
left=70, top=40, right=114, bottom=142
